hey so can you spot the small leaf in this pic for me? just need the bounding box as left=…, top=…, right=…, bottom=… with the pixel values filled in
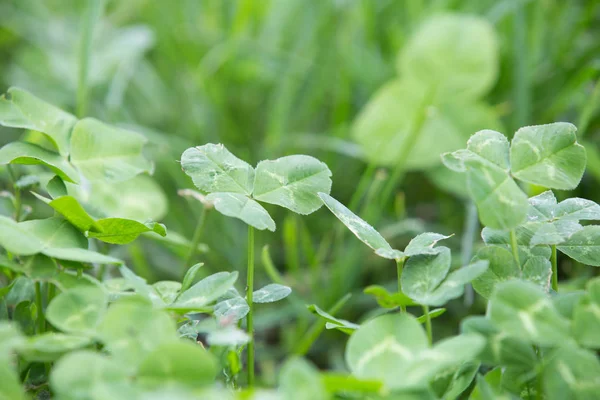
left=137, top=341, right=218, bottom=390
left=308, top=304, right=359, bottom=333
left=169, top=271, right=238, bottom=311
left=404, top=232, right=452, bottom=256
left=181, top=143, right=255, bottom=195
left=20, top=217, right=88, bottom=249
left=530, top=219, right=583, bottom=246
left=87, top=218, right=166, bottom=244
left=557, top=226, right=600, bottom=266
left=180, top=263, right=204, bottom=294
left=472, top=246, right=520, bottom=299
left=70, top=118, right=152, bottom=182
left=488, top=280, right=572, bottom=346
left=253, top=283, right=292, bottom=303
left=152, top=281, right=181, bottom=304
left=206, top=327, right=250, bottom=346
left=416, top=308, right=446, bottom=324
left=254, top=155, right=332, bottom=214
left=46, top=286, right=107, bottom=335
left=401, top=247, right=452, bottom=302
left=42, top=248, right=122, bottom=265
left=0, top=87, right=77, bottom=155
left=119, top=266, right=164, bottom=306
left=206, top=192, right=275, bottom=231
left=510, top=122, right=586, bottom=190
left=0, top=142, right=79, bottom=183
left=40, top=195, right=103, bottom=232
left=318, top=192, right=392, bottom=252
left=363, top=285, right=416, bottom=308
left=214, top=295, right=249, bottom=322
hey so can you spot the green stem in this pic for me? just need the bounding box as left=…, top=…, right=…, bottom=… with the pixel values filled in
left=77, top=0, right=105, bottom=117
left=7, top=165, right=21, bottom=222
left=184, top=206, right=208, bottom=268
left=509, top=229, right=521, bottom=268
left=246, top=225, right=255, bottom=387
left=396, top=257, right=406, bottom=313
left=551, top=245, right=558, bottom=292
left=35, top=282, right=44, bottom=334
left=423, top=304, right=432, bottom=345
left=77, top=268, right=82, bottom=279
left=46, top=283, right=56, bottom=331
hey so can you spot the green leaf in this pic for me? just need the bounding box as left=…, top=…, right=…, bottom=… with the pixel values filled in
left=70, top=118, right=152, bottom=182
left=42, top=248, right=122, bottom=265
left=318, top=192, right=392, bottom=252
left=180, top=263, right=203, bottom=294
left=0, top=87, right=77, bottom=156
left=254, top=155, right=332, bottom=214
left=253, top=283, right=292, bottom=303
left=472, top=246, right=521, bottom=299
left=530, top=219, right=583, bottom=246
left=573, top=278, right=600, bottom=348
left=119, top=266, right=164, bottom=306
left=99, top=297, right=177, bottom=369
left=152, top=281, right=181, bottom=304
left=181, top=143, right=255, bottom=195
left=46, top=286, right=107, bottom=335
left=308, top=304, right=359, bottom=334
left=0, top=363, right=26, bottom=400
left=398, top=15, right=498, bottom=100
left=404, top=232, right=452, bottom=256
left=87, top=218, right=166, bottom=244
left=346, top=313, right=428, bottom=388
left=416, top=308, right=446, bottom=324
left=206, top=192, right=275, bottom=231
left=401, top=247, right=452, bottom=302
left=20, top=217, right=88, bottom=249
left=47, top=175, right=68, bottom=198
left=510, top=122, right=586, bottom=190
left=432, top=361, right=479, bottom=400
left=214, top=293, right=249, bottom=322
left=363, top=285, right=416, bottom=308
left=0, top=216, right=44, bottom=255
left=0, top=142, right=79, bottom=183
left=417, top=260, right=488, bottom=306
left=557, top=226, right=600, bottom=266
left=461, top=316, right=537, bottom=368
left=18, top=333, right=92, bottom=362
left=481, top=225, right=552, bottom=261
left=543, top=346, right=600, bottom=400
left=41, top=195, right=103, bottom=232
left=488, top=280, right=572, bottom=346
left=279, top=357, right=327, bottom=400
left=50, top=351, right=136, bottom=400
left=137, top=341, right=218, bottom=390
left=168, top=271, right=238, bottom=312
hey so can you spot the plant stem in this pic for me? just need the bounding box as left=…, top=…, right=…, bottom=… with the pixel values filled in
left=246, top=225, right=255, bottom=387
left=423, top=304, right=432, bottom=345
left=35, top=282, right=44, bottom=334
left=509, top=229, right=521, bottom=268
left=184, top=206, right=208, bottom=268
left=46, top=283, right=56, bottom=331
left=7, top=165, right=21, bottom=222
left=551, top=245, right=558, bottom=292
left=396, top=257, right=406, bottom=313
left=77, top=0, right=104, bottom=117
left=462, top=202, right=479, bottom=307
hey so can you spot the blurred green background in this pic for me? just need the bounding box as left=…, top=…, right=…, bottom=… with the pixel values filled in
left=1, top=0, right=599, bottom=376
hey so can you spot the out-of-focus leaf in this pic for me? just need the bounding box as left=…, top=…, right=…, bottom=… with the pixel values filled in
left=0, top=142, right=79, bottom=183
left=253, top=283, right=291, bottom=303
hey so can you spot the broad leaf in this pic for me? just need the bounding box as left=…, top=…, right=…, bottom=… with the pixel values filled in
left=0, top=362, right=26, bottom=400
left=42, top=248, right=122, bottom=265
left=573, top=278, right=600, bottom=348
left=169, top=271, right=238, bottom=311
left=99, top=297, right=177, bottom=369
left=119, top=266, right=164, bottom=306
left=70, top=118, right=152, bottom=182
left=254, top=155, right=332, bottom=214
left=398, top=15, right=498, bottom=100
left=214, top=293, right=249, bottom=322
left=318, top=192, right=392, bottom=252
left=206, top=192, right=275, bottom=231
left=488, top=280, right=572, bottom=346
left=50, top=351, right=135, bottom=400
left=279, top=358, right=327, bottom=400
left=181, top=143, right=254, bottom=195
left=46, top=175, right=68, bottom=198
left=18, top=333, right=92, bottom=362
left=20, top=217, right=87, bottom=249
left=253, top=283, right=292, bottom=303
left=401, top=247, right=452, bottom=302
left=363, top=285, right=416, bottom=308
left=472, top=246, right=520, bottom=299
left=557, top=226, right=600, bottom=266
left=0, top=216, right=44, bottom=255
left=0, top=142, right=79, bottom=183
left=510, top=122, right=586, bottom=190
left=137, top=341, right=217, bottom=389
left=0, top=87, right=77, bottom=155
left=87, top=218, right=166, bottom=244
left=46, top=286, right=107, bottom=335
left=152, top=281, right=181, bottom=304
left=543, top=346, right=600, bottom=400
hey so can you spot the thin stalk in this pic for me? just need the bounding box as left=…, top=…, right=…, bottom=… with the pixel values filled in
left=551, top=245, right=558, bottom=292
left=77, top=0, right=105, bottom=117
left=347, top=163, right=377, bottom=211
left=7, top=165, right=21, bottom=222
left=509, top=229, right=521, bottom=268
left=294, top=293, right=352, bottom=356
left=462, top=202, right=479, bottom=307
left=396, top=257, right=406, bottom=313
left=184, top=206, right=208, bottom=268
left=35, top=282, right=44, bottom=334
left=46, top=283, right=56, bottom=331
left=246, top=226, right=255, bottom=387
left=423, top=304, right=432, bottom=345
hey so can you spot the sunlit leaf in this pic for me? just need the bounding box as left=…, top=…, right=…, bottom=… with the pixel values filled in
left=206, top=192, right=275, bottom=231
left=70, top=118, right=152, bottom=182
left=87, top=218, right=166, bottom=244
left=180, top=263, right=203, bottom=294
left=181, top=143, right=255, bottom=195
left=0, top=87, right=77, bottom=155
left=254, top=155, right=332, bottom=215
left=510, top=122, right=586, bottom=190
left=0, top=142, right=79, bottom=183
left=169, top=271, right=238, bottom=312
left=253, top=283, right=292, bottom=303
left=404, top=232, right=452, bottom=256
left=401, top=247, right=452, bottom=302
